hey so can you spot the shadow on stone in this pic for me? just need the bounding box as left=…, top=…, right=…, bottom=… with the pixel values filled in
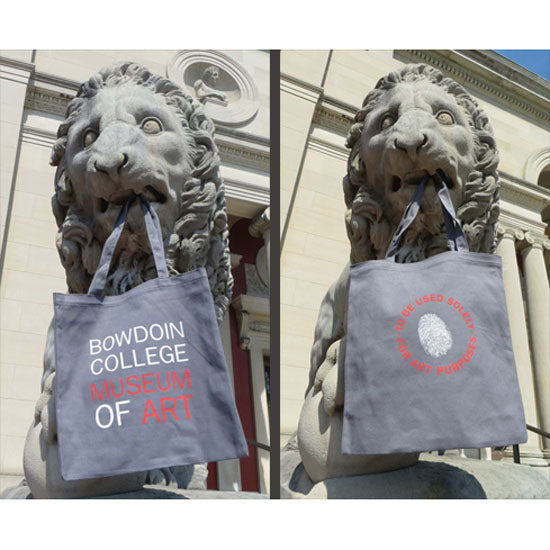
left=288, top=460, right=486, bottom=499
left=96, top=487, right=189, bottom=499
left=282, top=444, right=550, bottom=499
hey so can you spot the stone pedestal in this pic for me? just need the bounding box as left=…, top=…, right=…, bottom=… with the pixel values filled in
left=281, top=445, right=550, bottom=499
left=1, top=481, right=266, bottom=499
left=100, top=487, right=267, bottom=499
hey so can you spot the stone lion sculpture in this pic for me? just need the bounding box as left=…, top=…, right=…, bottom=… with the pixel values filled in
left=21, top=62, right=232, bottom=498
left=295, top=63, right=500, bottom=484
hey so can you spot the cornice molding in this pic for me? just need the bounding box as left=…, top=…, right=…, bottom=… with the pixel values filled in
left=459, top=50, right=550, bottom=99
left=499, top=171, right=550, bottom=212
left=0, top=55, right=35, bottom=73
left=280, top=72, right=323, bottom=95
left=321, top=94, right=359, bottom=116
left=280, top=72, right=322, bottom=104
left=224, top=177, right=270, bottom=209
left=396, top=50, right=550, bottom=125
left=215, top=126, right=270, bottom=148
left=217, top=140, right=269, bottom=173
left=32, top=71, right=81, bottom=92
left=312, top=104, right=353, bottom=136
left=0, top=57, right=81, bottom=93
left=489, top=172, right=549, bottom=237
left=307, top=136, right=348, bottom=162
left=24, top=86, right=71, bottom=117
left=21, top=125, right=57, bottom=147
left=0, top=64, right=32, bottom=86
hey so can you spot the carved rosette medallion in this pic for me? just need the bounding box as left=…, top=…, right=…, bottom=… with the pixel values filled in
left=167, top=50, right=259, bottom=126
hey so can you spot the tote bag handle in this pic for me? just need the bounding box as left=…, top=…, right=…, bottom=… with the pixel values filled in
left=88, top=195, right=169, bottom=296
left=385, top=173, right=469, bottom=261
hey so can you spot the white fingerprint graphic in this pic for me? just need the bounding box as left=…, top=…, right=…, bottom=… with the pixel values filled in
left=418, top=313, right=453, bottom=358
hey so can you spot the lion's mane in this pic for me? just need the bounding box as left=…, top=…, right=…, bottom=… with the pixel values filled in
left=50, top=62, right=232, bottom=322
left=344, top=63, right=500, bottom=263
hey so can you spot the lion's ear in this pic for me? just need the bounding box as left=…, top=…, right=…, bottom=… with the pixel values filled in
left=477, top=134, right=499, bottom=172
left=349, top=149, right=366, bottom=181
left=52, top=166, right=75, bottom=227
left=52, top=196, right=67, bottom=228
left=350, top=153, right=361, bottom=173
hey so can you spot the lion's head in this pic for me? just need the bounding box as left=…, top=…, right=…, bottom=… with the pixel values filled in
left=50, top=62, right=232, bottom=322
left=344, top=63, right=500, bottom=263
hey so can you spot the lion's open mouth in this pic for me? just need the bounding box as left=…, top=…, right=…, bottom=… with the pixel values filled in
left=142, top=185, right=167, bottom=205
left=98, top=185, right=167, bottom=213
left=391, top=169, right=455, bottom=192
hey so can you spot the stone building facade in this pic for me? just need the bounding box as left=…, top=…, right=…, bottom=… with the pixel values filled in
left=0, top=50, right=270, bottom=494
left=280, top=50, right=550, bottom=466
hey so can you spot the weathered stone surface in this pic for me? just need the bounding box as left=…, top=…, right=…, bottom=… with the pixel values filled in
left=23, top=420, right=147, bottom=499
left=297, top=387, right=418, bottom=483
left=282, top=444, right=550, bottom=499
left=1, top=481, right=266, bottom=499
left=0, top=480, right=33, bottom=499
left=296, top=64, right=502, bottom=483
left=7, top=61, right=233, bottom=499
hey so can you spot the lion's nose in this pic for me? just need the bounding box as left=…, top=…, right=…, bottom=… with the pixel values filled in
left=94, top=152, right=129, bottom=180
left=394, top=132, right=428, bottom=159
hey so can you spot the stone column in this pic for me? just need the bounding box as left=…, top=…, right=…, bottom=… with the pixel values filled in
left=520, top=233, right=550, bottom=451
left=231, top=293, right=270, bottom=493
left=249, top=207, right=270, bottom=286
left=216, top=312, right=242, bottom=491
left=249, top=342, right=270, bottom=494
left=495, top=226, right=545, bottom=464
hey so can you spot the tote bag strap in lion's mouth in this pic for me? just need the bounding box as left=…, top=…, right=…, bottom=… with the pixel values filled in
left=87, top=195, right=169, bottom=296
left=385, top=173, right=469, bottom=261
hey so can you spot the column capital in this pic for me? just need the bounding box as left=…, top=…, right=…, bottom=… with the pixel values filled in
left=231, top=294, right=270, bottom=351
left=496, top=223, right=524, bottom=241
left=230, top=252, right=243, bottom=269
left=519, top=232, right=550, bottom=252
left=249, top=207, right=270, bottom=238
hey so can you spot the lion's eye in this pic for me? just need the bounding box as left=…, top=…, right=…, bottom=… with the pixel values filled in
left=83, top=129, right=98, bottom=147
left=141, top=117, right=163, bottom=135
left=380, top=114, right=396, bottom=131
left=436, top=111, right=455, bottom=125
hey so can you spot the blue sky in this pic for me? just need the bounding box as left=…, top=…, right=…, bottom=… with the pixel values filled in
left=495, top=50, right=550, bottom=80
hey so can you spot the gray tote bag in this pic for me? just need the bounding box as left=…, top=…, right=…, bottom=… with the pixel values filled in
left=54, top=196, right=248, bottom=480
left=342, top=175, right=527, bottom=455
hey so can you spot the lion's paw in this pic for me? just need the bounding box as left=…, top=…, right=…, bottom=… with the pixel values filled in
left=313, top=339, right=345, bottom=416
left=34, top=372, right=57, bottom=443
left=145, top=468, right=179, bottom=488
